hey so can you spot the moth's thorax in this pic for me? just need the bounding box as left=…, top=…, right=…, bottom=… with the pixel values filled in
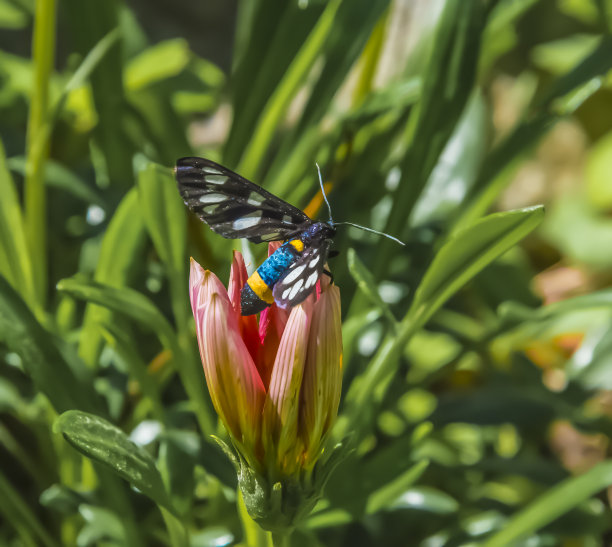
left=300, top=222, right=336, bottom=245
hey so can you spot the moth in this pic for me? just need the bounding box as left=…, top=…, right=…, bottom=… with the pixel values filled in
left=175, top=157, right=403, bottom=316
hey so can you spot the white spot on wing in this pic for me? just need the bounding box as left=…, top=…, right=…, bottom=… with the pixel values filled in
left=206, top=175, right=227, bottom=184
left=199, top=193, right=226, bottom=203
left=282, top=264, right=305, bottom=284
left=309, top=256, right=320, bottom=268
left=288, top=279, right=304, bottom=300
left=202, top=205, right=218, bottom=214
left=305, top=271, right=318, bottom=288
left=233, top=211, right=262, bottom=230
left=283, top=215, right=293, bottom=224
left=247, top=193, right=264, bottom=206
left=282, top=288, right=291, bottom=300
left=202, top=167, right=223, bottom=175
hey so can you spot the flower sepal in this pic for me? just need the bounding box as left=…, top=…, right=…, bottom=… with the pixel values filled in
left=237, top=438, right=351, bottom=531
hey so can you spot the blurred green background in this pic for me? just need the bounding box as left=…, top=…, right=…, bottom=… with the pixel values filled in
left=3, top=0, right=612, bottom=545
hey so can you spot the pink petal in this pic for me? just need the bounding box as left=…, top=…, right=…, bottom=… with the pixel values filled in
left=268, top=241, right=282, bottom=256
left=262, top=301, right=313, bottom=474
left=197, top=290, right=265, bottom=458
left=300, top=283, right=342, bottom=468
left=189, top=258, right=231, bottom=319
left=228, top=251, right=260, bottom=363
left=228, top=250, right=248, bottom=316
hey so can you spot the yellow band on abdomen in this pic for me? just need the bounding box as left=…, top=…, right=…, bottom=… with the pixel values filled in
left=289, top=239, right=304, bottom=252
left=247, top=270, right=275, bottom=303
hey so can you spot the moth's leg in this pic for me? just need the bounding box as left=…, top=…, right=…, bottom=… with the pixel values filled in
left=323, top=269, right=334, bottom=284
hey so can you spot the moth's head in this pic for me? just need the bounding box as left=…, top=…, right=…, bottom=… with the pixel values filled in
left=302, top=221, right=336, bottom=244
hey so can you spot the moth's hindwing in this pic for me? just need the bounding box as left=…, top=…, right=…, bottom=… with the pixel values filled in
left=272, top=241, right=331, bottom=308
left=175, top=157, right=312, bottom=243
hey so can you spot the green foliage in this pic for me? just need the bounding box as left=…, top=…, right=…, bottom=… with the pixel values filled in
left=2, top=0, right=612, bottom=545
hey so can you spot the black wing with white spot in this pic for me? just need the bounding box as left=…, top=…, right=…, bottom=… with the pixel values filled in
left=272, top=241, right=331, bottom=309
left=175, top=157, right=312, bottom=243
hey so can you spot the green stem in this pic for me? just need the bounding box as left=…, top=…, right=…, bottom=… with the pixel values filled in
left=25, top=0, right=57, bottom=308
left=237, top=489, right=273, bottom=547
left=270, top=531, right=291, bottom=547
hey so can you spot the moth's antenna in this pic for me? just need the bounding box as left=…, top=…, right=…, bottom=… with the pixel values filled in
left=335, top=222, right=406, bottom=246
left=316, top=163, right=334, bottom=224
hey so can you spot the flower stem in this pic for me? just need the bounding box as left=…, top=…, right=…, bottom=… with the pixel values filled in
left=270, top=531, right=291, bottom=547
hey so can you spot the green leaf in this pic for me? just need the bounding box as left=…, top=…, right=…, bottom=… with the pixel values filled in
left=0, top=470, right=60, bottom=547
left=482, top=461, right=612, bottom=546
left=7, top=156, right=107, bottom=207
left=136, top=158, right=188, bottom=329
left=365, top=459, right=430, bottom=514
left=237, top=0, right=343, bottom=179
left=58, top=278, right=177, bottom=351
left=377, top=0, right=486, bottom=276
left=76, top=504, right=127, bottom=547
left=459, top=35, right=612, bottom=228
left=410, top=206, right=545, bottom=327
left=0, top=275, right=100, bottom=414
left=58, top=277, right=215, bottom=436
left=0, top=140, right=35, bottom=308
left=347, top=248, right=397, bottom=329
left=54, top=410, right=173, bottom=512
left=125, top=38, right=191, bottom=91
left=344, top=207, right=544, bottom=437
left=79, top=188, right=147, bottom=366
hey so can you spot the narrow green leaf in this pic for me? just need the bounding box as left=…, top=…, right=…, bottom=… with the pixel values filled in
left=344, top=207, right=544, bottom=438
left=56, top=27, right=120, bottom=115
left=54, top=410, right=173, bottom=513
left=8, top=156, right=107, bottom=207
left=366, top=459, right=430, bottom=514
left=411, top=206, right=545, bottom=326
left=101, top=323, right=167, bottom=425
left=347, top=248, right=397, bottom=329
left=59, top=277, right=215, bottom=436
left=125, top=38, right=190, bottom=90
left=378, top=0, right=486, bottom=276
left=0, top=275, right=100, bottom=414
left=482, top=461, right=612, bottom=546
left=58, top=278, right=177, bottom=349
left=79, top=188, right=147, bottom=366
left=24, top=0, right=56, bottom=307
left=0, top=140, right=35, bottom=308
left=459, top=35, right=612, bottom=228
left=136, top=158, right=188, bottom=330
left=237, top=0, right=343, bottom=179
left=0, top=470, right=60, bottom=547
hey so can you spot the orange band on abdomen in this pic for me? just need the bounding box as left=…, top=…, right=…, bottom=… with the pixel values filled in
left=247, top=270, right=275, bottom=303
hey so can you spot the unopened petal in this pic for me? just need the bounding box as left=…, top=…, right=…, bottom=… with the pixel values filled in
left=189, top=258, right=230, bottom=319
left=262, top=302, right=312, bottom=475
left=228, top=250, right=249, bottom=316
left=197, top=292, right=265, bottom=462
left=301, top=284, right=342, bottom=468
left=228, top=251, right=260, bottom=364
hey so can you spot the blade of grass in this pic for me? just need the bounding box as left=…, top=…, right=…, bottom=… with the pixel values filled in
left=375, top=0, right=486, bottom=278
left=24, top=0, right=57, bottom=308
left=482, top=461, right=612, bottom=546
left=0, top=470, right=61, bottom=547
left=58, top=278, right=215, bottom=436
left=237, top=0, right=343, bottom=179
left=342, top=206, right=544, bottom=438
left=0, top=140, right=35, bottom=310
